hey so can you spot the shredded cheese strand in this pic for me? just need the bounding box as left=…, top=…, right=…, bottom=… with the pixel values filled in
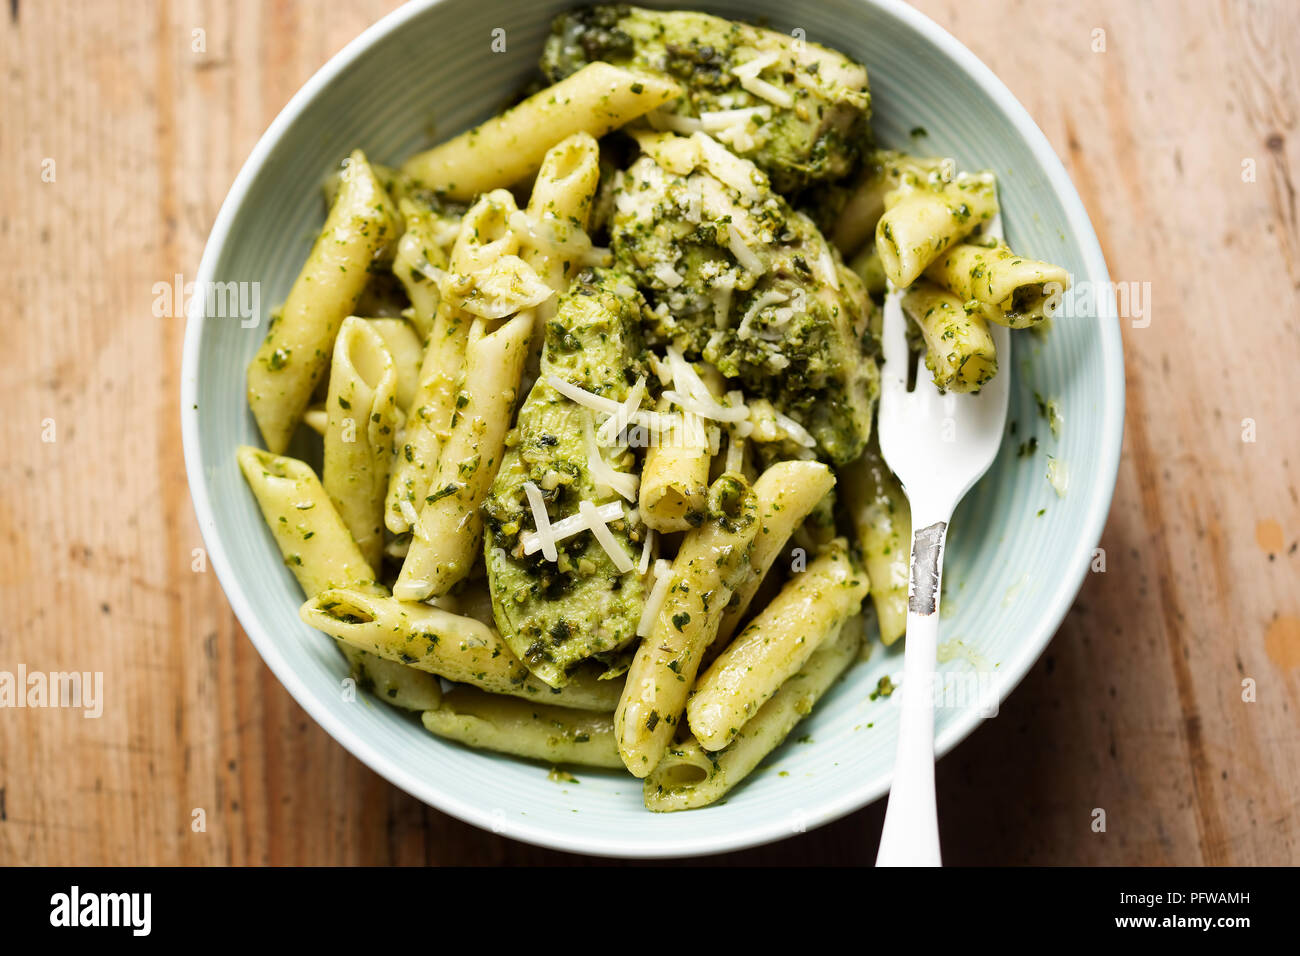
left=725, top=432, right=745, bottom=473
left=521, top=500, right=623, bottom=556
left=662, top=389, right=750, bottom=423
left=724, top=223, right=764, bottom=274
left=636, top=559, right=675, bottom=637
left=547, top=374, right=676, bottom=435
left=638, top=529, right=656, bottom=576
left=692, top=132, right=763, bottom=204
left=646, top=352, right=673, bottom=387
left=772, top=410, right=818, bottom=448
left=646, top=109, right=704, bottom=134
left=699, top=106, right=772, bottom=131
left=546, top=374, right=621, bottom=414
left=727, top=391, right=755, bottom=438
left=583, top=414, right=639, bottom=503
left=596, top=375, right=648, bottom=445
left=732, top=51, right=780, bottom=80
left=521, top=480, right=557, bottom=561
left=580, top=500, right=634, bottom=573
left=736, top=290, right=789, bottom=340
left=731, top=51, right=793, bottom=108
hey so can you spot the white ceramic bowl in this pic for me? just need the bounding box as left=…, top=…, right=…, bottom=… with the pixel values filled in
left=182, top=0, right=1123, bottom=857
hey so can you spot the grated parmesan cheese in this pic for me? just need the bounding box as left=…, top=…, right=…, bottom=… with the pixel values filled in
left=547, top=375, right=621, bottom=414
left=548, top=374, right=675, bottom=436
left=739, top=74, right=793, bottom=109
left=646, top=109, right=704, bottom=135
left=664, top=346, right=707, bottom=400
left=727, top=391, right=754, bottom=438
left=596, top=375, right=647, bottom=445
left=732, top=50, right=778, bottom=80
left=681, top=181, right=704, bottom=224
left=646, top=352, right=673, bottom=387
left=692, top=132, right=763, bottom=204
left=711, top=273, right=735, bottom=329
left=522, top=480, right=557, bottom=561
left=723, top=222, right=764, bottom=274
left=583, top=414, right=639, bottom=503
left=725, top=432, right=745, bottom=473
left=731, top=51, right=793, bottom=108
left=638, top=529, right=656, bottom=576
left=663, top=389, right=750, bottom=423
left=736, top=290, right=788, bottom=340
left=814, top=248, right=840, bottom=290
left=700, top=105, right=773, bottom=152
left=772, top=410, right=818, bottom=448
left=663, top=347, right=750, bottom=425
left=651, top=261, right=685, bottom=288
left=521, top=500, right=623, bottom=557
left=699, top=105, right=772, bottom=131
left=636, top=559, right=675, bottom=637
left=579, top=500, right=634, bottom=573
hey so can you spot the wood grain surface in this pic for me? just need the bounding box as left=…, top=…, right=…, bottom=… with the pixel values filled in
left=1, top=0, right=1296, bottom=866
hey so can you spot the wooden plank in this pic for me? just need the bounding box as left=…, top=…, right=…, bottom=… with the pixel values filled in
left=0, top=0, right=1295, bottom=866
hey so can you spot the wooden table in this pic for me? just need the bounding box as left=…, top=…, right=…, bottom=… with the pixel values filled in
left=2, top=0, right=1296, bottom=866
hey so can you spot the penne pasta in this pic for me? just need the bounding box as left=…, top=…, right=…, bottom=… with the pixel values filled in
left=826, top=151, right=951, bottom=257
left=643, top=616, right=862, bottom=811
left=394, top=310, right=534, bottom=600
left=402, top=63, right=681, bottom=199
left=715, top=459, right=837, bottom=645
left=615, top=473, right=759, bottom=777
left=421, top=686, right=622, bottom=768
left=390, top=199, right=455, bottom=341
left=301, top=587, right=622, bottom=711
left=841, top=444, right=910, bottom=645
left=638, top=396, right=711, bottom=533
left=303, top=404, right=328, bottom=436
left=366, top=317, right=425, bottom=413
left=923, top=239, right=1070, bottom=329
left=347, top=645, right=443, bottom=712
left=323, top=317, right=399, bottom=572
left=236, top=446, right=381, bottom=596
left=385, top=190, right=519, bottom=533
left=902, top=280, right=998, bottom=393
left=247, top=150, right=399, bottom=453
left=236, top=445, right=442, bottom=706
left=517, top=132, right=603, bottom=361
left=688, top=538, right=867, bottom=750
left=876, top=169, right=998, bottom=288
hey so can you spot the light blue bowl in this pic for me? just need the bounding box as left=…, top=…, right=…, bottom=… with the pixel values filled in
left=182, top=0, right=1123, bottom=857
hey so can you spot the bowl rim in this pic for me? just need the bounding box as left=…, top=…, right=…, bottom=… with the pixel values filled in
left=181, top=0, right=1125, bottom=858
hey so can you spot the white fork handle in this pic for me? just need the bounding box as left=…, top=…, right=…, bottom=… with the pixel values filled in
left=876, top=509, right=952, bottom=867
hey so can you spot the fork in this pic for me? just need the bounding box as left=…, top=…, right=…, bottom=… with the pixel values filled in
left=873, top=216, right=1010, bottom=867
